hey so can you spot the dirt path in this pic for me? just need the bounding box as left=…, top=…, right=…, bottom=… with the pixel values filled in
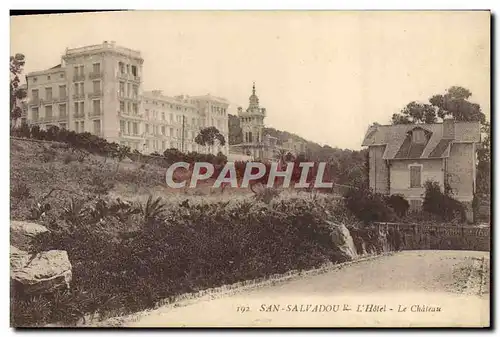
left=101, top=250, right=490, bottom=328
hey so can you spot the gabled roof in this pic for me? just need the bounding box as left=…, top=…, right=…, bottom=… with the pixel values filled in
left=362, top=121, right=481, bottom=160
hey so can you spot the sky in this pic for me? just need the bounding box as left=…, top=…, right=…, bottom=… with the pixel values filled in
left=10, top=11, right=490, bottom=150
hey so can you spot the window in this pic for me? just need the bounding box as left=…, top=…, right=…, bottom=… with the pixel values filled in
left=93, top=100, right=101, bottom=114
left=412, top=129, right=426, bottom=144
left=127, top=102, right=131, bottom=113
left=170, top=128, right=174, bottom=137
left=59, top=104, right=67, bottom=116
left=75, top=121, right=79, bottom=132
left=93, top=63, right=101, bottom=73
left=59, top=123, right=66, bottom=129
left=119, top=62, right=125, bottom=74
left=145, top=124, right=149, bottom=134
left=119, top=82, right=125, bottom=96
left=133, top=85, right=138, bottom=98
left=162, top=126, right=166, bottom=135
left=409, top=200, right=422, bottom=212
left=32, top=89, right=39, bottom=99
left=32, top=107, right=39, bottom=120
left=133, top=122, right=138, bottom=135
left=409, top=165, right=422, bottom=188
left=59, top=85, right=66, bottom=98
left=47, top=75, right=51, bottom=80
left=127, top=121, right=131, bottom=134
left=162, top=141, right=165, bottom=150
left=131, top=65, right=137, bottom=76
left=79, top=102, right=84, bottom=114
left=126, top=64, right=130, bottom=74
left=145, top=109, right=150, bottom=119
left=80, top=121, right=85, bottom=132
left=120, top=120, right=125, bottom=133
left=33, top=77, right=37, bottom=83
left=93, top=80, right=100, bottom=93
left=170, top=114, right=173, bottom=122
left=74, top=102, right=79, bottom=113
left=93, top=120, right=101, bottom=135
left=45, top=87, right=52, bottom=100
left=120, top=101, right=125, bottom=112
left=60, top=73, right=64, bottom=78
left=74, top=83, right=84, bottom=96
left=45, top=105, right=53, bottom=118
left=162, top=112, right=165, bottom=120
left=133, top=103, right=138, bottom=115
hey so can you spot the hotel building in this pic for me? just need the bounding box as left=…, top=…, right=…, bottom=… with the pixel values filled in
left=24, top=41, right=229, bottom=155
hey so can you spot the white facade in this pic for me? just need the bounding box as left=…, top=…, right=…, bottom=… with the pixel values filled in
left=24, top=41, right=229, bottom=155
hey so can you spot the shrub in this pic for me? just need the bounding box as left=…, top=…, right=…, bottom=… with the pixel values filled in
left=385, top=194, right=409, bottom=218
left=12, top=195, right=352, bottom=327
left=40, top=147, right=57, bottom=163
left=422, top=180, right=466, bottom=222
left=343, top=187, right=395, bottom=224
left=11, top=181, right=31, bottom=199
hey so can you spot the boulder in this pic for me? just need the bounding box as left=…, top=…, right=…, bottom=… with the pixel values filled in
left=326, top=221, right=358, bottom=260
left=11, top=249, right=72, bottom=295
left=11, top=220, right=50, bottom=251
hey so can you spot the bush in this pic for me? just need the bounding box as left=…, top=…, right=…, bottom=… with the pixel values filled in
left=343, top=187, right=395, bottom=224
left=385, top=194, right=409, bottom=218
left=422, top=180, right=466, bottom=222
left=12, top=195, right=351, bottom=326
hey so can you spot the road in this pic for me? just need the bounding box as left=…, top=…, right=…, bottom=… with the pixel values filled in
left=107, top=251, right=490, bottom=328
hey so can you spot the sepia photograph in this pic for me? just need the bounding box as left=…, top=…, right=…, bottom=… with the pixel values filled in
left=9, top=10, right=491, bottom=328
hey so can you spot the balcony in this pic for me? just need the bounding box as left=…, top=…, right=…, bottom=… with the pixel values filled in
left=88, top=111, right=103, bottom=118
left=57, top=114, right=68, bottom=121
left=28, top=97, right=41, bottom=106
left=87, top=91, right=103, bottom=99
left=89, top=72, right=103, bottom=80
left=73, top=74, right=85, bottom=82
left=73, top=112, right=85, bottom=119
left=73, top=94, right=85, bottom=101
left=117, top=73, right=141, bottom=82
left=119, top=131, right=142, bottom=138
left=55, top=95, right=68, bottom=103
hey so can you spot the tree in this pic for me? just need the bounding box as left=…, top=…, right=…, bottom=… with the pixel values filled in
left=391, top=101, right=437, bottom=125
left=429, top=86, right=485, bottom=123
left=194, top=126, right=226, bottom=154
left=10, top=53, right=27, bottom=128
left=392, top=86, right=486, bottom=125
left=476, top=122, right=491, bottom=194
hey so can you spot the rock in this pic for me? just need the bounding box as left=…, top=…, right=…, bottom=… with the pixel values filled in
left=11, top=221, right=50, bottom=251
left=11, top=250, right=72, bottom=295
left=10, top=246, right=30, bottom=270
left=326, top=221, right=358, bottom=260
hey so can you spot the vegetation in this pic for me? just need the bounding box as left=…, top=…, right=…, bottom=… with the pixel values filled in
left=391, top=86, right=486, bottom=125
left=10, top=53, right=27, bottom=127
left=194, top=126, right=226, bottom=154
left=422, top=180, right=466, bottom=223
left=12, top=190, right=358, bottom=327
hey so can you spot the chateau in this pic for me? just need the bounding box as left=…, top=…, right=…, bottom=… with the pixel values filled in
left=23, top=41, right=229, bottom=155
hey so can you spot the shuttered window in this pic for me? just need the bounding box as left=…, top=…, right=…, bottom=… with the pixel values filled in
left=409, top=165, right=422, bottom=188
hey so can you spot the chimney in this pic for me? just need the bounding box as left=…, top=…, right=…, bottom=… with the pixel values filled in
left=443, top=117, right=455, bottom=139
